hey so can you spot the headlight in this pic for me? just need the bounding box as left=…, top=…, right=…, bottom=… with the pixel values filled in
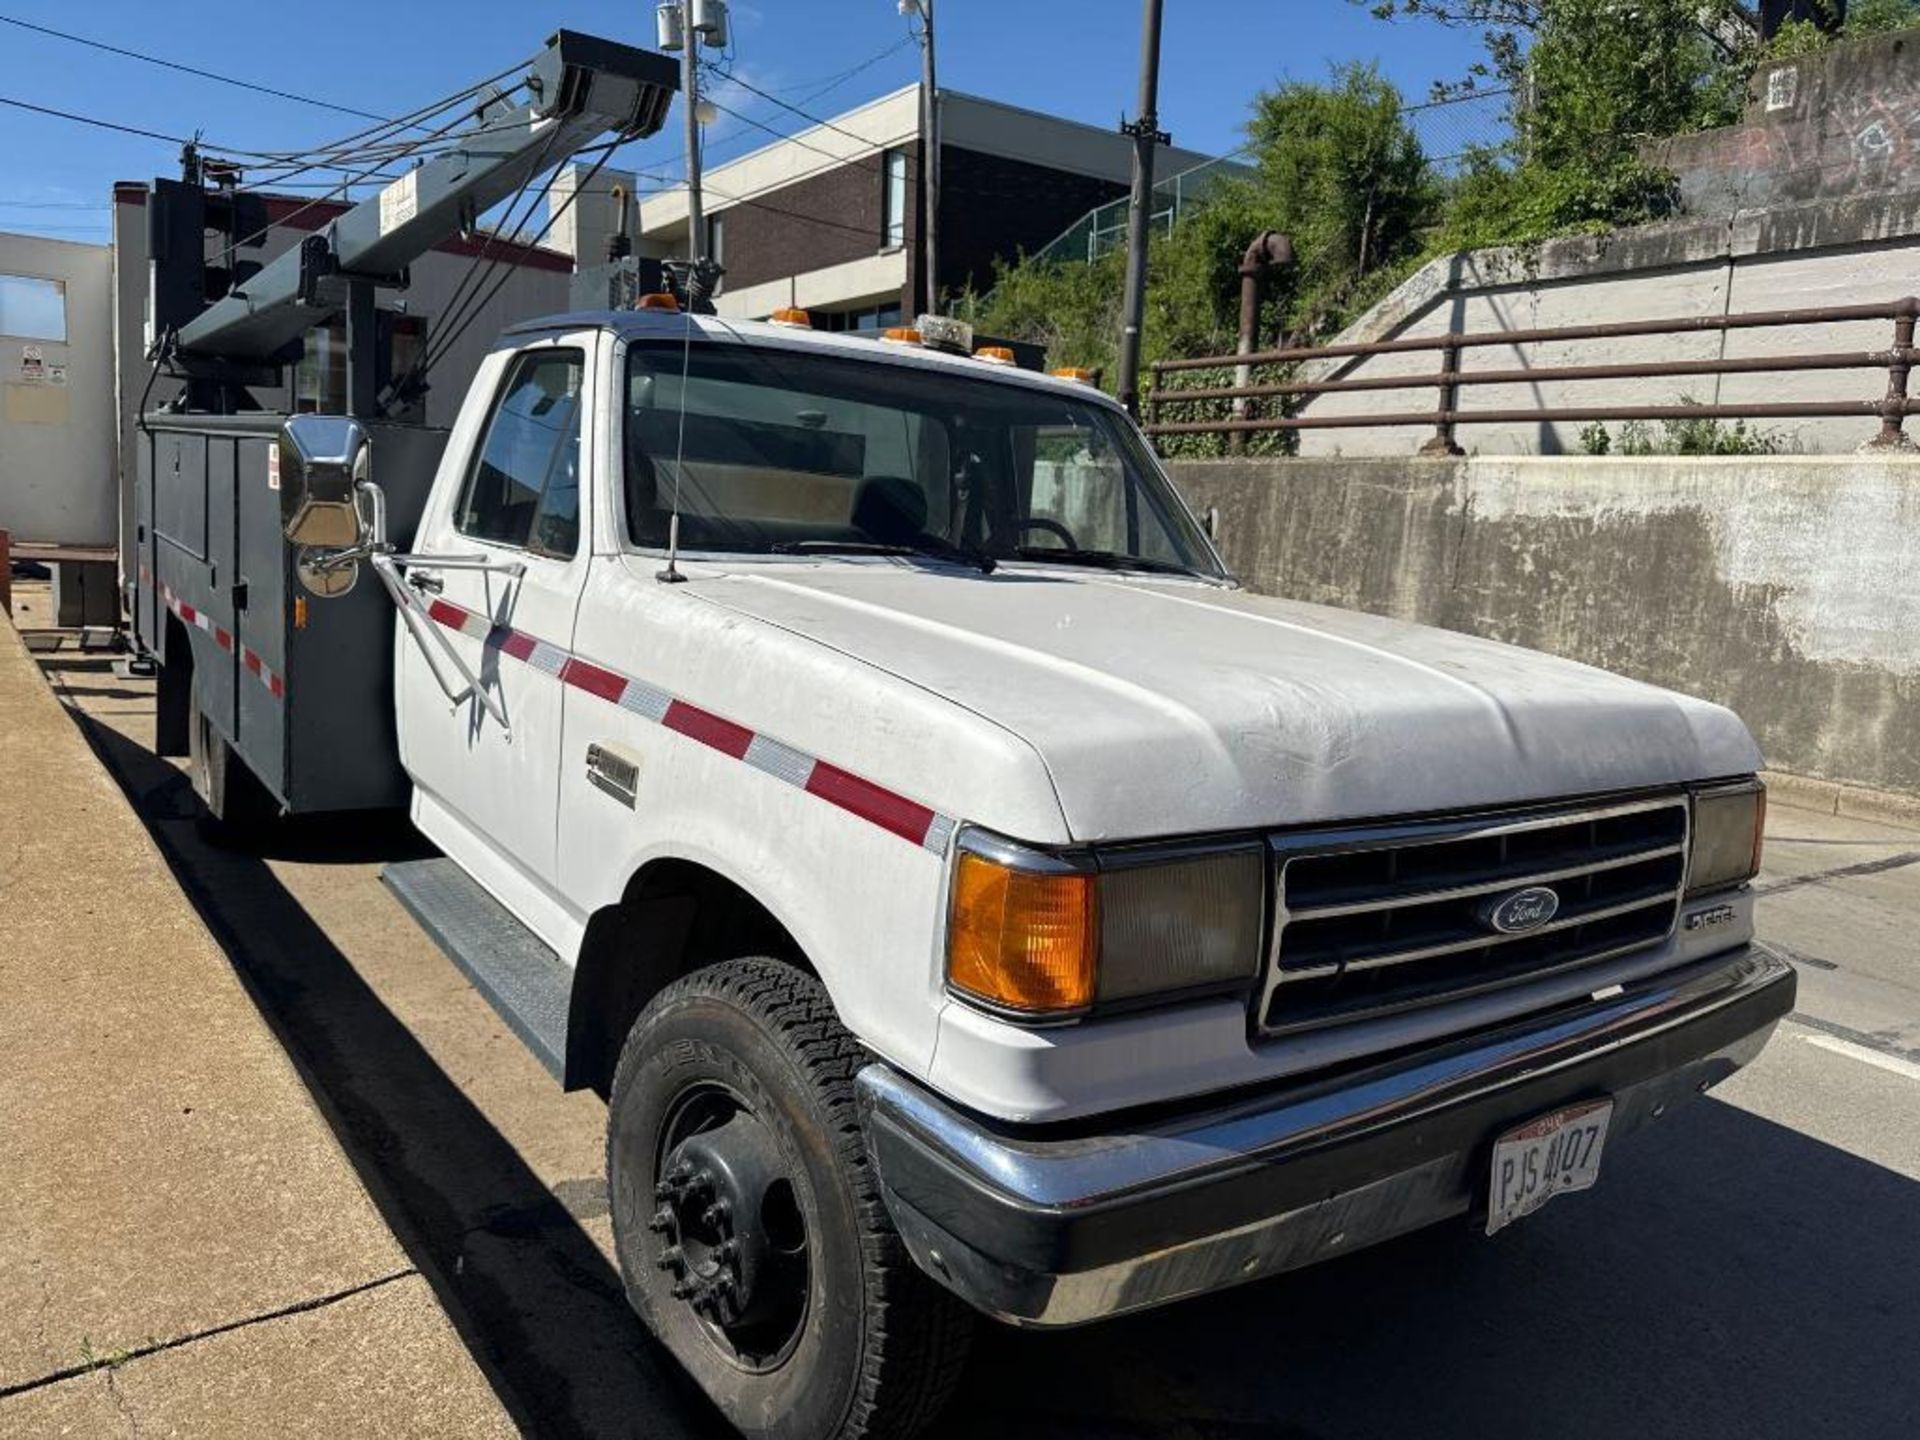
left=945, top=833, right=1264, bottom=1019
left=1687, top=780, right=1766, bottom=896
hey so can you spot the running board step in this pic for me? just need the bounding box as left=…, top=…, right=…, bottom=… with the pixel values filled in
left=382, top=857, right=570, bottom=1081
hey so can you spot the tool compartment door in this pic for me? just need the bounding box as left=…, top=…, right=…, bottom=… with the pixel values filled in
left=233, top=432, right=288, bottom=800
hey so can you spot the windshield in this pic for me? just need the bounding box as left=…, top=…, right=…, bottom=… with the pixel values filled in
left=620, top=339, right=1224, bottom=577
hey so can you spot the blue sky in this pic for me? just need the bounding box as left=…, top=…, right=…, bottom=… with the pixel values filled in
left=0, top=1, right=1491, bottom=245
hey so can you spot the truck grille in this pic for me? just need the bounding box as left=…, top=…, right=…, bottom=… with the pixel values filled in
left=1259, top=796, right=1689, bottom=1036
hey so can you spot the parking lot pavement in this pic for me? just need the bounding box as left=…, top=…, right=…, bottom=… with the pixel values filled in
left=30, top=633, right=1920, bottom=1440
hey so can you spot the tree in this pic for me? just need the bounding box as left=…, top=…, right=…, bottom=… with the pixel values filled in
left=966, top=0, right=1920, bottom=415
left=1365, top=0, right=1920, bottom=242
left=966, top=63, right=1433, bottom=379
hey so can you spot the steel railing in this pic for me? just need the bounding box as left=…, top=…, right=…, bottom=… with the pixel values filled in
left=1144, top=297, right=1920, bottom=454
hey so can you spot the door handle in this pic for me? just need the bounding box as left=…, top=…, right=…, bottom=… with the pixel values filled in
left=407, top=571, right=444, bottom=595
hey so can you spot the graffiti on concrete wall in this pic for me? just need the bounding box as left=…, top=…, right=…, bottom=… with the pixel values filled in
left=1654, top=33, right=1920, bottom=214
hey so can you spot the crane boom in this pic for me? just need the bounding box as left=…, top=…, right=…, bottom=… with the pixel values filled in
left=175, top=30, right=677, bottom=363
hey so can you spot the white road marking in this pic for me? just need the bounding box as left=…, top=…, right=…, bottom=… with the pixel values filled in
left=1801, top=1031, right=1920, bottom=1084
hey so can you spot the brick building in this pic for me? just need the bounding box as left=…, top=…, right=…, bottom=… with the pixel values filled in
left=552, top=84, right=1222, bottom=326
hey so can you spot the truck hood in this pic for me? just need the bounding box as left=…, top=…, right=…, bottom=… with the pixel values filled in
left=695, top=563, right=1761, bottom=842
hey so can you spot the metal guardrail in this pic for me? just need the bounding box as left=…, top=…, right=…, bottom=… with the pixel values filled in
left=1145, top=297, right=1920, bottom=454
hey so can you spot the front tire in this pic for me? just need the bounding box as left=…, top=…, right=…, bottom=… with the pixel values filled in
left=607, top=958, right=971, bottom=1440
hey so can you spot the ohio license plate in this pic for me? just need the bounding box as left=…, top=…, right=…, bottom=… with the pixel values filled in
left=1486, top=1099, right=1613, bottom=1235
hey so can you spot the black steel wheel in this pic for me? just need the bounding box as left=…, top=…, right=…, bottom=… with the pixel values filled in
left=607, top=958, right=971, bottom=1440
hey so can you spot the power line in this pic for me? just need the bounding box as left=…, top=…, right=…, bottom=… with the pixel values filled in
left=701, top=95, right=884, bottom=174
left=706, top=63, right=898, bottom=156
left=793, top=36, right=917, bottom=107
left=636, top=37, right=915, bottom=184
left=630, top=168, right=884, bottom=242
left=0, top=92, right=408, bottom=177
left=0, top=94, right=227, bottom=150
left=0, top=12, right=391, bottom=122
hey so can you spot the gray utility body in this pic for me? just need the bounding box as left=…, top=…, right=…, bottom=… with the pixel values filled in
left=134, top=416, right=445, bottom=811
left=127, top=27, right=678, bottom=814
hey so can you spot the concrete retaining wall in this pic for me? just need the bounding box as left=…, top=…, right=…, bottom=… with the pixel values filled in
left=1650, top=29, right=1920, bottom=216
left=1288, top=194, right=1920, bottom=458
left=1170, top=455, right=1920, bottom=798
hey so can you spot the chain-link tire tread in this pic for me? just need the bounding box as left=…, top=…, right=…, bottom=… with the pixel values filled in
left=608, top=957, right=973, bottom=1440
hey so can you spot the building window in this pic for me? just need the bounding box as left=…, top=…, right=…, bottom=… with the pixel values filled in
left=0, top=273, right=66, bottom=342
left=882, top=149, right=908, bottom=249
left=815, top=304, right=904, bottom=334
left=706, top=212, right=725, bottom=280
left=294, top=316, right=424, bottom=415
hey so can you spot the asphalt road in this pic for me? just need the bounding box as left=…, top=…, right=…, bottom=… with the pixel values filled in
left=33, top=637, right=1920, bottom=1440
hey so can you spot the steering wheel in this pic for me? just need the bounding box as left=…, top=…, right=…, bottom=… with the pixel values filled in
left=1015, top=516, right=1079, bottom=550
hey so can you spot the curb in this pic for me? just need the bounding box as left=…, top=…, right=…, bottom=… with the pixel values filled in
left=1761, top=769, right=1920, bottom=831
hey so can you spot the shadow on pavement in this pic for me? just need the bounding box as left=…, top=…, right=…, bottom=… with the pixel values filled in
left=928, top=1095, right=1918, bottom=1440
left=61, top=701, right=1919, bottom=1440
left=68, top=713, right=733, bottom=1440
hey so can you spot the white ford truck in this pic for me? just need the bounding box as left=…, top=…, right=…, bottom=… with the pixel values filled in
left=154, top=302, right=1792, bottom=1439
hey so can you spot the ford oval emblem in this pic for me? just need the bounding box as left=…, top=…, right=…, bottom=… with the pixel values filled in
left=1483, top=885, right=1561, bottom=935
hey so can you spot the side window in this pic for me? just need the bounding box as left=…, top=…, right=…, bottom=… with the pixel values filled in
left=455, top=348, right=585, bottom=556
left=1019, top=421, right=1183, bottom=561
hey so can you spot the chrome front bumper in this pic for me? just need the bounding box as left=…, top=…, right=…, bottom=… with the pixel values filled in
left=857, top=942, right=1795, bottom=1328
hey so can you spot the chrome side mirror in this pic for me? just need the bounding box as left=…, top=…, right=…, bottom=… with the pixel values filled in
left=296, top=545, right=359, bottom=598
left=1203, top=505, right=1221, bottom=542
left=279, top=415, right=371, bottom=549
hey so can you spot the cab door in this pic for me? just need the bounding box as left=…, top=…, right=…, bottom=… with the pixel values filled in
left=397, top=332, right=599, bottom=892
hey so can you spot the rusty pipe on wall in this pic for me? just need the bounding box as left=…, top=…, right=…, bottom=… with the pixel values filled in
left=1229, top=232, right=1294, bottom=454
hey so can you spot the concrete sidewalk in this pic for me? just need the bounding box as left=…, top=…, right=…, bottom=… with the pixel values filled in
left=0, top=616, right=513, bottom=1437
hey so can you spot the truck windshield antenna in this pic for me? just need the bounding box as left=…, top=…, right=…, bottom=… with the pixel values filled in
left=657, top=306, right=695, bottom=584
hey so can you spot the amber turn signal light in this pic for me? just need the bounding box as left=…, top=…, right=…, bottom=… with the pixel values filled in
left=947, top=851, right=1096, bottom=1014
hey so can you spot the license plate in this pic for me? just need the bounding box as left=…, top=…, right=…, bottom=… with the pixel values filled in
left=1486, top=1099, right=1613, bottom=1236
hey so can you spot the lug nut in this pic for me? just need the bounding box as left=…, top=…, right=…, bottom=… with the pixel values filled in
left=654, top=1245, right=683, bottom=1272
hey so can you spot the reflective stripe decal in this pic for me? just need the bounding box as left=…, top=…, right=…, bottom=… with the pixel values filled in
left=559, top=657, right=626, bottom=703
left=805, top=760, right=938, bottom=847
left=663, top=699, right=755, bottom=759
left=156, top=581, right=284, bottom=701
left=423, top=597, right=955, bottom=853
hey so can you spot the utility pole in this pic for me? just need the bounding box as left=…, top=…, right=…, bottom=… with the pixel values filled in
left=660, top=2, right=730, bottom=263
left=902, top=0, right=939, bottom=314
left=683, top=24, right=703, bottom=263
left=1116, top=0, right=1165, bottom=418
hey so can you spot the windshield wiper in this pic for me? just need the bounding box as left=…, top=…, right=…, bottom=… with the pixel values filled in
left=772, top=538, right=995, bottom=574
left=1010, top=546, right=1198, bottom=577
